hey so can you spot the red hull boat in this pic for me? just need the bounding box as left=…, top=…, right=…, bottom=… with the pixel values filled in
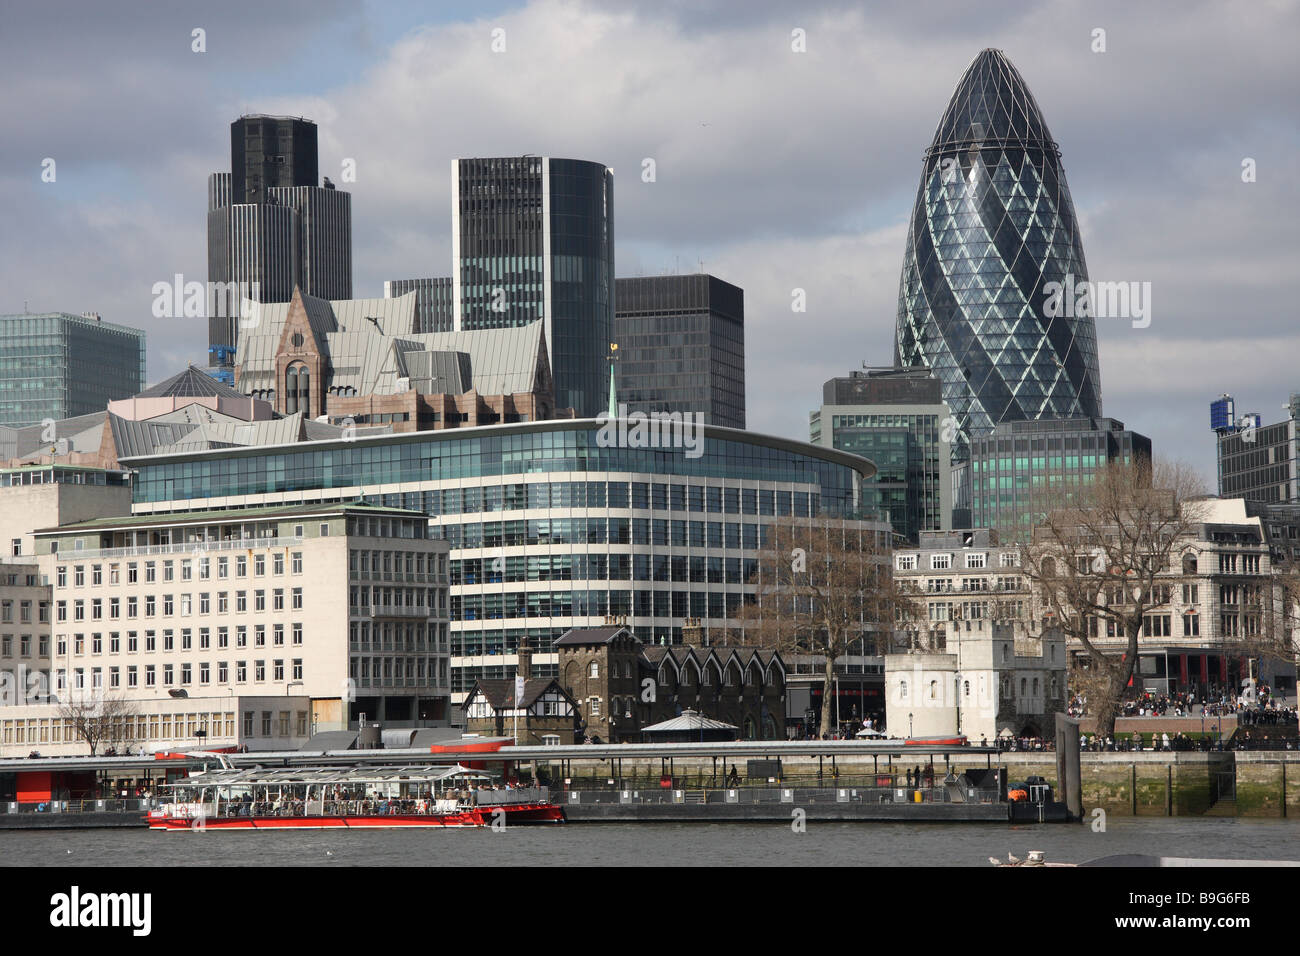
left=147, top=761, right=565, bottom=831
left=903, top=735, right=968, bottom=747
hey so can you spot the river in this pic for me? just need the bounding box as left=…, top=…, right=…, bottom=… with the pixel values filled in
left=2, top=818, right=1297, bottom=866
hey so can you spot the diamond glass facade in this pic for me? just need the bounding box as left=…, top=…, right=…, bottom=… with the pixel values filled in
left=895, top=49, right=1102, bottom=454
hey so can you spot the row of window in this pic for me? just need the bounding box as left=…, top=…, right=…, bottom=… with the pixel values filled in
left=442, top=518, right=770, bottom=550
left=348, top=655, right=448, bottom=687
left=452, top=589, right=745, bottom=622
left=56, top=552, right=303, bottom=587
left=348, top=549, right=445, bottom=577
left=56, top=588, right=304, bottom=621
left=0, top=599, right=45, bottom=623
left=55, top=625, right=303, bottom=655
left=897, top=551, right=1020, bottom=571
left=56, top=657, right=304, bottom=690
left=453, top=554, right=759, bottom=585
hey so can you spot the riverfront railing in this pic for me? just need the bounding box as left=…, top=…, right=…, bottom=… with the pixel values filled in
left=554, top=785, right=1002, bottom=806
left=2, top=798, right=156, bottom=814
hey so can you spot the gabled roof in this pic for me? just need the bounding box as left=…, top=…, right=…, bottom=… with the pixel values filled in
left=235, top=290, right=547, bottom=398
left=554, top=626, right=638, bottom=647
left=466, top=677, right=574, bottom=711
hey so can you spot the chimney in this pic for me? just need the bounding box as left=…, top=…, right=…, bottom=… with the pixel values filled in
left=516, top=635, right=531, bottom=681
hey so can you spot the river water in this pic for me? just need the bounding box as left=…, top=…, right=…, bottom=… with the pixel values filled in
left=2, top=818, right=1298, bottom=866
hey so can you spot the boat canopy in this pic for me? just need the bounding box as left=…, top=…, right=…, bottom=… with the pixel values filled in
left=165, top=765, right=493, bottom=789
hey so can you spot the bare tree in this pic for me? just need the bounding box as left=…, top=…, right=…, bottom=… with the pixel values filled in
left=1018, top=459, right=1208, bottom=736
left=734, top=518, right=920, bottom=736
left=57, top=691, right=141, bottom=756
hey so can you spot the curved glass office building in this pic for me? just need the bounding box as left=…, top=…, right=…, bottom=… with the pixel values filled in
left=125, top=420, right=879, bottom=703
left=895, top=49, right=1102, bottom=446
left=453, top=157, right=613, bottom=418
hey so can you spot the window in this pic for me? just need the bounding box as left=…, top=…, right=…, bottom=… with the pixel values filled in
left=930, top=553, right=951, bottom=570
left=965, top=552, right=986, bottom=569
left=292, top=552, right=303, bottom=573
left=588, top=697, right=601, bottom=717
left=588, top=661, right=599, bottom=678
left=292, top=588, right=303, bottom=610
left=896, top=554, right=916, bottom=571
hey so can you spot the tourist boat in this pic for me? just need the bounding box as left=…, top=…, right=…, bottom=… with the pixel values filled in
left=147, top=763, right=564, bottom=830
left=904, top=735, right=969, bottom=747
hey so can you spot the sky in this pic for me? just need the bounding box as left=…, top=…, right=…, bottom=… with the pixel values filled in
left=1, top=0, right=1297, bottom=484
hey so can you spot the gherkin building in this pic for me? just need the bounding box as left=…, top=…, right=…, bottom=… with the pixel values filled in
left=895, top=49, right=1102, bottom=451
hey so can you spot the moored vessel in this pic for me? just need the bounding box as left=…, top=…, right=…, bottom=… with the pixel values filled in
left=147, top=763, right=564, bottom=830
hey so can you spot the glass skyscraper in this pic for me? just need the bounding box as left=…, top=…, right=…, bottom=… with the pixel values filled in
left=895, top=49, right=1102, bottom=452
left=452, top=157, right=614, bottom=417
left=810, top=368, right=952, bottom=542
left=0, top=312, right=145, bottom=426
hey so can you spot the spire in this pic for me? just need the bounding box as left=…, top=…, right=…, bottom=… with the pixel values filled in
left=607, top=342, right=619, bottom=418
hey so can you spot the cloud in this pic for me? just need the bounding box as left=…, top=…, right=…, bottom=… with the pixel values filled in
left=0, top=0, right=1296, bottom=487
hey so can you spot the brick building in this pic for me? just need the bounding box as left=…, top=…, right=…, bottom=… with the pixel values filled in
left=554, top=626, right=787, bottom=741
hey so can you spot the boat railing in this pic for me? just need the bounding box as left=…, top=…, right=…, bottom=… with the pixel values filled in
left=470, top=787, right=549, bottom=806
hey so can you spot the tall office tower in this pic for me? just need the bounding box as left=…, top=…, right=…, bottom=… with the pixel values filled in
left=895, top=49, right=1102, bottom=456
left=452, top=157, right=613, bottom=417
left=0, top=312, right=145, bottom=427
left=385, top=278, right=455, bottom=333
left=230, top=115, right=318, bottom=204
left=614, top=274, right=746, bottom=429
left=810, top=368, right=952, bottom=542
left=207, top=116, right=352, bottom=371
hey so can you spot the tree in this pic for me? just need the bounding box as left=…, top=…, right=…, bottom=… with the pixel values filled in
left=734, top=518, right=919, bottom=736
left=1018, top=459, right=1207, bottom=736
left=57, top=690, right=142, bottom=756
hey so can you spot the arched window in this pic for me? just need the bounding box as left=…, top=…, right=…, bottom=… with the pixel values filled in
left=964, top=680, right=971, bottom=696
left=285, top=362, right=309, bottom=416
left=588, top=661, right=599, bottom=678
left=928, top=679, right=938, bottom=700
left=1033, top=677, right=1040, bottom=695
left=1182, top=553, right=1198, bottom=575
left=899, top=679, right=908, bottom=701
left=285, top=366, right=299, bottom=414
left=1020, top=678, right=1028, bottom=696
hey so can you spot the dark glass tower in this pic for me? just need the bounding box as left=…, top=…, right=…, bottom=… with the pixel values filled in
left=895, top=49, right=1102, bottom=451
left=230, top=115, right=318, bottom=204
left=453, top=157, right=613, bottom=417
left=207, top=116, right=351, bottom=371
left=614, top=274, right=746, bottom=428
